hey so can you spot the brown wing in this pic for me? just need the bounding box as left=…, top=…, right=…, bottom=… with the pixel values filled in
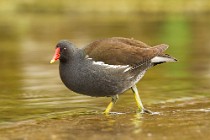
left=83, top=37, right=168, bottom=66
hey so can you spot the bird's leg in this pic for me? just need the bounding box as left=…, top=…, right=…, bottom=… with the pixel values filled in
left=103, top=95, right=119, bottom=114
left=131, top=85, right=153, bottom=114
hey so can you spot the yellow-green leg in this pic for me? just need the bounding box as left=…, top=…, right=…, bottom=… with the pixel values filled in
left=131, top=85, right=153, bottom=114
left=103, top=95, right=119, bottom=114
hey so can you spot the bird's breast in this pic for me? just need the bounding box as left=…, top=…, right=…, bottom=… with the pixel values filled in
left=59, top=59, right=134, bottom=97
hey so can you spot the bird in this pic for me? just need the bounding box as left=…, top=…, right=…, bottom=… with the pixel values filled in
left=50, top=37, right=177, bottom=114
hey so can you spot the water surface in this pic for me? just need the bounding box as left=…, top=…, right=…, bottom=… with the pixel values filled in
left=0, top=13, right=210, bottom=139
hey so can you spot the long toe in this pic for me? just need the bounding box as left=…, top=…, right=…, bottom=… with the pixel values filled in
left=143, top=108, right=160, bottom=115
left=143, top=108, right=153, bottom=114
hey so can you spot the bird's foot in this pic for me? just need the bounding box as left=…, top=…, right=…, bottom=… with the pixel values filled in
left=137, top=108, right=160, bottom=115
left=102, top=111, right=125, bottom=115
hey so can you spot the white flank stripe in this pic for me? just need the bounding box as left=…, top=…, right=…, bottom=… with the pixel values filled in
left=92, top=61, right=129, bottom=69
left=123, top=67, right=131, bottom=72
left=86, top=56, right=130, bottom=70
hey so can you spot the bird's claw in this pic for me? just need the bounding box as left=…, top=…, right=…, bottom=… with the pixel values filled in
left=138, top=108, right=160, bottom=115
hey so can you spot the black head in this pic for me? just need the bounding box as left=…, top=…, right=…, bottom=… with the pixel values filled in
left=50, top=40, right=76, bottom=63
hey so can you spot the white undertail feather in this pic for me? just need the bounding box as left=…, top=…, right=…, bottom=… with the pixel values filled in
left=151, top=56, right=176, bottom=63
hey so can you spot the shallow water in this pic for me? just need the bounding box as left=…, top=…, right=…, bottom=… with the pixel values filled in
left=0, top=12, right=210, bottom=139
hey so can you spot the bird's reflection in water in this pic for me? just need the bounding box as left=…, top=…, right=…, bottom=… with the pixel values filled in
left=131, top=113, right=143, bottom=134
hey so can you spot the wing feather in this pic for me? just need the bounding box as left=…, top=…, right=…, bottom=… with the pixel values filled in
left=83, top=37, right=169, bottom=66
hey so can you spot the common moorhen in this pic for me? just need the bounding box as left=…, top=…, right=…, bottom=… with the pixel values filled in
left=50, top=37, right=177, bottom=114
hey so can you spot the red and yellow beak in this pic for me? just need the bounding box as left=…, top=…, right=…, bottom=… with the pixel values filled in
left=50, top=47, right=60, bottom=64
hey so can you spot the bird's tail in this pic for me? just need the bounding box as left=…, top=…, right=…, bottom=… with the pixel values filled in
left=151, top=54, right=177, bottom=64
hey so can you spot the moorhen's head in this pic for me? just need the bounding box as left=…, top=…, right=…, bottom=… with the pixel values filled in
left=50, top=40, right=76, bottom=63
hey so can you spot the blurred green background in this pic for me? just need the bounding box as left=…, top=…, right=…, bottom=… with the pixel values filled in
left=0, top=1, right=210, bottom=139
